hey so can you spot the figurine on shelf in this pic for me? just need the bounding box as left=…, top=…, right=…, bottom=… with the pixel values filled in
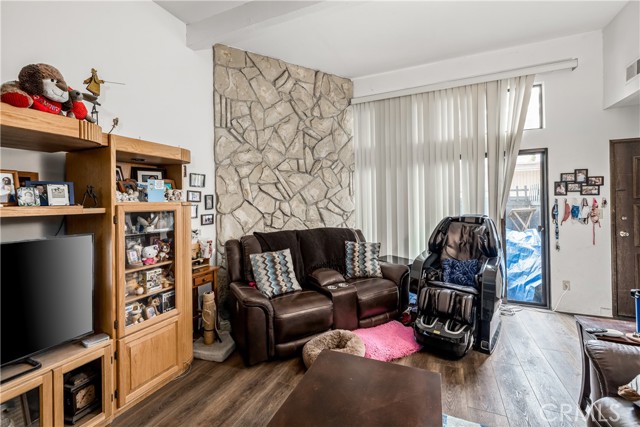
left=165, top=188, right=183, bottom=202
left=141, top=245, right=159, bottom=265
left=83, top=68, right=104, bottom=97
left=125, top=274, right=144, bottom=296
left=81, top=185, right=98, bottom=207
left=128, top=303, right=144, bottom=325
left=154, top=239, right=171, bottom=262
left=147, top=297, right=161, bottom=315
left=137, top=215, right=159, bottom=233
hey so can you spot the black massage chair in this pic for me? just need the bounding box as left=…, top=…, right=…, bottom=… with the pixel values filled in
left=411, top=215, right=505, bottom=358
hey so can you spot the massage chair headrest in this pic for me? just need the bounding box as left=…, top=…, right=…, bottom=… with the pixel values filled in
left=428, top=215, right=500, bottom=259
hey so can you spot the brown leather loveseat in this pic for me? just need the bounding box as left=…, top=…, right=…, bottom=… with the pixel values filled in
left=225, top=227, right=409, bottom=366
left=585, top=340, right=640, bottom=426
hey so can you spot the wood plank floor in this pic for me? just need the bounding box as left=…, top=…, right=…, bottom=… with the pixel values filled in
left=112, top=309, right=586, bottom=427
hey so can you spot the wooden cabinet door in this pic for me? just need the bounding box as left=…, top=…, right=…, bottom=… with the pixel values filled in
left=0, top=374, right=53, bottom=427
left=116, top=318, right=180, bottom=408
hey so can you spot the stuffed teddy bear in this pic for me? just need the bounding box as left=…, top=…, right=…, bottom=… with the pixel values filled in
left=142, top=245, right=159, bottom=265
left=1, top=64, right=71, bottom=115
left=154, top=239, right=171, bottom=262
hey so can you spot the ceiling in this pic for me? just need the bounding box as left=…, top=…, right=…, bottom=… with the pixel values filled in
left=154, top=1, right=628, bottom=79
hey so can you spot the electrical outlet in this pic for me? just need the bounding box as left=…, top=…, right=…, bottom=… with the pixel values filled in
left=562, top=280, right=571, bottom=291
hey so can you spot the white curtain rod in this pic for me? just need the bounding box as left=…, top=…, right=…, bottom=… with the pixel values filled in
left=351, top=58, right=578, bottom=105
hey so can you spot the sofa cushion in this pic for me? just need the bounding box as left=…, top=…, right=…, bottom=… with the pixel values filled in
left=254, top=230, right=305, bottom=284
left=347, top=277, right=398, bottom=319
left=442, top=258, right=481, bottom=287
left=345, top=241, right=383, bottom=279
left=250, top=249, right=302, bottom=298
left=271, top=290, right=333, bottom=343
left=298, top=228, right=360, bottom=276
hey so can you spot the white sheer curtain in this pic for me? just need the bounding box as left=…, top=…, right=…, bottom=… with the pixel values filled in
left=353, top=75, right=534, bottom=259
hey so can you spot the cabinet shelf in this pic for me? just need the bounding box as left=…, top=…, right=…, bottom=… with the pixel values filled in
left=124, top=309, right=177, bottom=333
left=125, top=228, right=174, bottom=237
left=125, top=285, right=175, bottom=304
left=125, top=260, right=173, bottom=274
left=1, top=104, right=104, bottom=152
left=0, top=206, right=106, bottom=218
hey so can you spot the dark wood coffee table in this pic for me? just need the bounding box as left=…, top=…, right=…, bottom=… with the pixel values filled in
left=575, top=315, right=638, bottom=411
left=268, top=350, right=442, bottom=427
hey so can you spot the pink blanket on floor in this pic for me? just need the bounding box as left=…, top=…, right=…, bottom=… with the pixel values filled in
left=353, top=320, right=422, bottom=362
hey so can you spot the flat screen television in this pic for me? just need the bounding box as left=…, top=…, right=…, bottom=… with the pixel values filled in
left=1, top=234, right=94, bottom=370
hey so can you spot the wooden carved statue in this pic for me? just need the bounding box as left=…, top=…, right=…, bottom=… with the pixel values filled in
left=202, top=291, right=217, bottom=345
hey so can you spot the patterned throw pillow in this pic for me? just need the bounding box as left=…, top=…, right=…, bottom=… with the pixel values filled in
left=442, top=259, right=481, bottom=287
left=250, top=248, right=302, bottom=298
left=345, top=241, right=383, bottom=279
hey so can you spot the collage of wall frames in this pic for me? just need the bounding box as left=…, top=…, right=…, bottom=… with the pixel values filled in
left=186, top=173, right=214, bottom=226
left=554, top=168, right=603, bottom=196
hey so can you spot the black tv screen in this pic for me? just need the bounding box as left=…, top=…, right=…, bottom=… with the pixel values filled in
left=1, top=234, right=94, bottom=366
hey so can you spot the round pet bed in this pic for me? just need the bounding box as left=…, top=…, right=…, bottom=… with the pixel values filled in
left=302, top=329, right=365, bottom=368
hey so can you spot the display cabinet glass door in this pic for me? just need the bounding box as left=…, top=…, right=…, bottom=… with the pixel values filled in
left=118, top=207, right=180, bottom=337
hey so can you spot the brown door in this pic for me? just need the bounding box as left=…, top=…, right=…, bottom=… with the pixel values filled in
left=611, top=138, right=640, bottom=318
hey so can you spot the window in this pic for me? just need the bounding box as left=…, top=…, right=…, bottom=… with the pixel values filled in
left=524, top=83, right=543, bottom=130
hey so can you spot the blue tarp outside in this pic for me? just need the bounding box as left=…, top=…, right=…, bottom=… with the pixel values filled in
left=506, top=228, right=543, bottom=303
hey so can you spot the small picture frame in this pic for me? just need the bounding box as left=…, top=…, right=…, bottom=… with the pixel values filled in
left=117, top=179, right=138, bottom=193
left=554, top=181, right=567, bottom=196
left=164, top=179, right=176, bottom=190
left=201, top=213, right=214, bottom=225
left=126, top=249, right=142, bottom=266
left=575, top=169, right=588, bottom=183
left=26, top=181, right=75, bottom=206
left=560, top=173, right=575, bottom=182
left=190, top=204, right=198, bottom=219
left=588, top=176, right=604, bottom=186
left=17, top=186, right=40, bottom=206
left=47, top=183, right=70, bottom=206
left=133, top=168, right=163, bottom=183
left=17, top=171, right=39, bottom=187
left=187, top=190, right=201, bottom=203
left=0, top=169, right=19, bottom=206
left=204, top=194, right=214, bottom=210
left=581, top=184, right=600, bottom=195
left=567, top=182, right=581, bottom=192
left=116, top=166, right=124, bottom=182
left=189, top=173, right=205, bottom=188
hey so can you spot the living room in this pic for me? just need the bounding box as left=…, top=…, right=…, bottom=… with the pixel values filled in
left=0, top=1, right=639, bottom=426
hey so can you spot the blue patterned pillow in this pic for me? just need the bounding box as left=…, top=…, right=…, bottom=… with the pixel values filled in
left=250, top=248, right=302, bottom=298
left=442, top=259, right=481, bottom=287
left=345, top=241, right=383, bottom=279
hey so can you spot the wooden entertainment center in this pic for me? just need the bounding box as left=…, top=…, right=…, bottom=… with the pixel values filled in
left=0, top=104, right=194, bottom=426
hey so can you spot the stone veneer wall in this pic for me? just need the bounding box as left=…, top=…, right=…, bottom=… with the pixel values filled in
left=213, top=44, right=354, bottom=317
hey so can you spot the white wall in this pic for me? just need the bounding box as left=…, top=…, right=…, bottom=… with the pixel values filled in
left=353, top=31, right=640, bottom=316
left=0, top=1, right=215, bottom=248
left=603, top=1, right=640, bottom=108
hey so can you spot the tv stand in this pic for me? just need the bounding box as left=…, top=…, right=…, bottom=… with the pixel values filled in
left=0, top=340, right=112, bottom=427
left=0, top=357, right=42, bottom=385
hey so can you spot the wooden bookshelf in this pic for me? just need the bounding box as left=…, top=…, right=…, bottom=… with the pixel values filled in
left=0, top=206, right=106, bottom=218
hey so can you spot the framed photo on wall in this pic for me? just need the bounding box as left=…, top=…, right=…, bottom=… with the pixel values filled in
left=581, top=185, right=600, bottom=196
left=554, top=181, right=567, bottom=196
left=187, top=190, right=201, bottom=203
left=567, top=182, right=581, bottom=192
left=189, top=173, right=205, bottom=188
left=201, top=213, right=214, bottom=225
left=587, top=176, right=604, bottom=186
left=560, top=173, right=575, bottom=182
left=574, top=169, right=588, bottom=183
left=191, top=204, right=198, bottom=219
left=204, top=195, right=214, bottom=210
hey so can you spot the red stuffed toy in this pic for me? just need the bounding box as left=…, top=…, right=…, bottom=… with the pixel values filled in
left=64, top=87, right=95, bottom=123
left=1, top=64, right=71, bottom=115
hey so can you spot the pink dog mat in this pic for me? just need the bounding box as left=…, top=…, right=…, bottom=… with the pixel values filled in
left=353, top=320, right=422, bottom=362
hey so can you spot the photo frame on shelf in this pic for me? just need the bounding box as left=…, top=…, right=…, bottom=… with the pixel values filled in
left=187, top=190, right=201, bottom=203
left=0, top=169, right=19, bottom=206
left=47, top=183, right=70, bottom=206
left=567, top=182, right=581, bottom=192
left=116, top=166, right=124, bottom=182
left=204, top=195, right=214, bottom=210
left=131, top=167, right=165, bottom=183
left=117, top=179, right=138, bottom=193
left=190, top=204, right=198, bottom=219
left=17, top=171, right=39, bottom=187
left=588, top=176, right=604, bottom=186
left=163, top=179, right=176, bottom=190
left=25, top=181, right=75, bottom=206
left=201, top=213, right=214, bottom=225
left=554, top=181, right=567, bottom=196
left=560, top=173, right=575, bottom=182
left=581, top=184, right=600, bottom=196
left=574, top=168, right=588, bottom=183
left=17, top=187, right=40, bottom=206
left=189, top=173, right=205, bottom=188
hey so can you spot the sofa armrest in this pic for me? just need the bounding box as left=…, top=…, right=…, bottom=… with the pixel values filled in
left=229, top=281, right=273, bottom=366
left=309, top=268, right=346, bottom=287
left=586, top=340, right=640, bottom=399
left=230, top=282, right=273, bottom=314
left=380, top=261, right=410, bottom=312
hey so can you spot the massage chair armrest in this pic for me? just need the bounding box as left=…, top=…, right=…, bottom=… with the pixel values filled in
left=308, top=268, right=346, bottom=288
left=380, top=262, right=410, bottom=311
left=230, top=282, right=274, bottom=315
left=586, top=340, right=640, bottom=399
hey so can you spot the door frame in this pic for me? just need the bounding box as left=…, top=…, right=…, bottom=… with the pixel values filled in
left=504, top=148, right=551, bottom=309
left=610, top=138, right=639, bottom=318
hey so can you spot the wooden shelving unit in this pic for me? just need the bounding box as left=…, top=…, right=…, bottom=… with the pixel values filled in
left=0, top=206, right=106, bottom=218
left=125, top=260, right=173, bottom=274
left=1, top=104, right=104, bottom=152
left=125, top=285, right=175, bottom=304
